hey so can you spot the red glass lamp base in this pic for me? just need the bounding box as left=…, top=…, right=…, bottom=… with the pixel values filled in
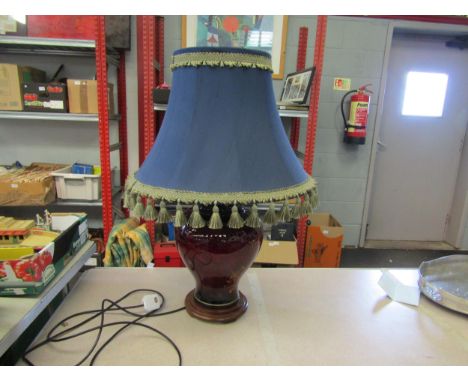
left=176, top=207, right=263, bottom=323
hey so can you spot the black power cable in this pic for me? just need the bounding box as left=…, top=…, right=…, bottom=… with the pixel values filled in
left=22, top=289, right=185, bottom=366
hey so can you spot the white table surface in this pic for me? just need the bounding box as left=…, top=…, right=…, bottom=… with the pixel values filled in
left=19, top=267, right=468, bottom=366
left=0, top=241, right=95, bottom=356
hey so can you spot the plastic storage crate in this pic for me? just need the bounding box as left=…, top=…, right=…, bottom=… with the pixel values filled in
left=51, top=166, right=101, bottom=200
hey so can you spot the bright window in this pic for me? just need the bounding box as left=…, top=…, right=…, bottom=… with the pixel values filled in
left=402, top=71, right=448, bottom=117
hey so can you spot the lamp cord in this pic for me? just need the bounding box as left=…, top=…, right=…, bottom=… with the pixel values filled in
left=22, top=288, right=186, bottom=366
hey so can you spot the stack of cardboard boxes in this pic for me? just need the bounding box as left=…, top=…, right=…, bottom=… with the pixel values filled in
left=0, top=63, right=114, bottom=114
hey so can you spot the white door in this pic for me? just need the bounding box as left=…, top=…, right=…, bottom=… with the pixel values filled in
left=367, top=33, right=468, bottom=242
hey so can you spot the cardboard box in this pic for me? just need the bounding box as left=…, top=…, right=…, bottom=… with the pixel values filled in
left=0, top=163, right=67, bottom=206
left=0, top=213, right=88, bottom=296
left=255, top=239, right=298, bottom=265
left=67, top=80, right=114, bottom=114
left=0, top=64, right=46, bottom=111
left=0, top=15, right=27, bottom=36
left=23, top=82, right=68, bottom=112
left=304, top=213, right=344, bottom=268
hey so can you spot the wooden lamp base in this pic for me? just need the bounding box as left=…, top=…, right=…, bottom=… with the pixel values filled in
left=185, top=290, right=248, bottom=323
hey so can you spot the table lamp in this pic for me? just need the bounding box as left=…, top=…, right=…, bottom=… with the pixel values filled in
left=124, top=47, right=318, bottom=323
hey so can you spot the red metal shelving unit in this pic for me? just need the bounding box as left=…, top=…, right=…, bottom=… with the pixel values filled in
left=296, top=16, right=328, bottom=267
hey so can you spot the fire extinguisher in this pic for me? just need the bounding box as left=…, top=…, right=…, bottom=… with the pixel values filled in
left=341, top=84, right=372, bottom=145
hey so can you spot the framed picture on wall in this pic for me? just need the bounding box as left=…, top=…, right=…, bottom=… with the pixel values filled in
left=181, top=15, right=288, bottom=79
left=279, top=67, right=315, bottom=104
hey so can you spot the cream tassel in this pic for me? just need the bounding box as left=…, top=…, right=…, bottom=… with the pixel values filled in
left=263, top=200, right=278, bottom=225
left=227, top=202, right=244, bottom=229
left=128, top=193, right=137, bottom=210
left=245, top=204, right=262, bottom=228
left=174, top=200, right=187, bottom=227
left=157, top=200, right=172, bottom=224
left=208, top=202, right=223, bottom=230
left=143, top=197, right=157, bottom=221
left=279, top=198, right=291, bottom=223
left=123, top=190, right=131, bottom=209
left=188, top=203, right=206, bottom=228
left=132, top=195, right=145, bottom=219
left=301, top=193, right=313, bottom=217
left=291, top=196, right=302, bottom=219
left=310, top=188, right=319, bottom=209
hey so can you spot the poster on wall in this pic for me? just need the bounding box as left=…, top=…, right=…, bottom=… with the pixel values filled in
left=182, top=15, right=288, bottom=79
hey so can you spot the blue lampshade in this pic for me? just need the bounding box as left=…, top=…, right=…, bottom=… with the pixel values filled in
left=125, top=47, right=317, bottom=228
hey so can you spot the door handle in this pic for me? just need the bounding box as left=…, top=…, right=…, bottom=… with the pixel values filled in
left=377, top=140, right=387, bottom=148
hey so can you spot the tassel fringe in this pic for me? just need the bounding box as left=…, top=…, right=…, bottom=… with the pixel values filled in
left=188, top=203, right=206, bottom=228
left=245, top=204, right=262, bottom=228
left=157, top=200, right=172, bottom=224
left=174, top=200, right=187, bottom=228
left=126, top=191, right=314, bottom=228
left=208, top=203, right=223, bottom=230
left=228, top=203, right=244, bottom=229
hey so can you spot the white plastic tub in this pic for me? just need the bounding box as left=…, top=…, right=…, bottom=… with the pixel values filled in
left=51, top=166, right=101, bottom=201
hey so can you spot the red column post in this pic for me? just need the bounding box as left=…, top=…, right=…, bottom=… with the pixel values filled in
left=117, top=52, right=128, bottom=189
left=290, top=27, right=309, bottom=150
left=297, top=16, right=328, bottom=267
left=95, top=16, right=113, bottom=244
left=137, top=16, right=157, bottom=244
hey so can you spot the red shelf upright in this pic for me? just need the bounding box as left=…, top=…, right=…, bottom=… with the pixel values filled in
left=137, top=16, right=157, bottom=243
left=156, top=16, right=165, bottom=86
left=155, top=16, right=165, bottom=137
left=95, top=16, right=113, bottom=244
left=296, top=16, right=328, bottom=267
left=117, top=52, right=129, bottom=188
left=289, top=27, right=309, bottom=150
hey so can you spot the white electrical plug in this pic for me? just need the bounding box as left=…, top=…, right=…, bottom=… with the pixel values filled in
left=142, top=293, right=163, bottom=312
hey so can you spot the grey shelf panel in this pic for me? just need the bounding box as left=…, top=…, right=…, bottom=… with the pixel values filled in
left=0, top=241, right=96, bottom=357
left=0, top=36, right=96, bottom=50
left=0, top=111, right=120, bottom=122
left=278, top=109, right=309, bottom=118
left=0, top=188, right=122, bottom=208
left=155, top=103, right=309, bottom=118
left=0, top=36, right=119, bottom=64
